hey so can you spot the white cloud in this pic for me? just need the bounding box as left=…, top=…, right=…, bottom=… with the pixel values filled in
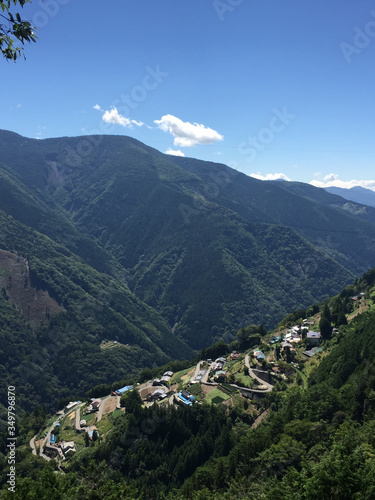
left=323, top=173, right=339, bottom=182
left=165, top=148, right=185, bottom=157
left=93, top=104, right=102, bottom=111
left=154, top=114, right=224, bottom=147
left=310, top=175, right=375, bottom=192
left=249, top=172, right=291, bottom=182
left=102, top=107, right=143, bottom=128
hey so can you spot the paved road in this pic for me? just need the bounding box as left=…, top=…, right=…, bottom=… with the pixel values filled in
left=190, top=361, right=202, bottom=383
left=244, top=354, right=274, bottom=393
left=201, top=362, right=214, bottom=383
left=96, top=395, right=110, bottom=423
left=39, top=420, right=57, bottom=461
left=29, top=435, right=37, bottom=456
left=251, top=408, right=270, bottom=429
left=75, top=405, right=81, bottom=432
left=36, top=404, right=79, bottom=461
left=199, top=356, right=273, bottom=394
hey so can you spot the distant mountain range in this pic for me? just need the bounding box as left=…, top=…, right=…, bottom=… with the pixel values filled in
left=1, top=129, right=375, bottom=407
left=325, top=185, right=375, bottom=208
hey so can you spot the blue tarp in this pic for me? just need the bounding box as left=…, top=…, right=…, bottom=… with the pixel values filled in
left=115, top=385, right=133, bottom=394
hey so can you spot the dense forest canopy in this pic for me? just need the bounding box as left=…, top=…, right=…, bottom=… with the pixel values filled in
left=1, top=267, right=375, bottom=498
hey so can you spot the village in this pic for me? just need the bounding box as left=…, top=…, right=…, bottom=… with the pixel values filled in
left=29, top=313, right=331, bottom=463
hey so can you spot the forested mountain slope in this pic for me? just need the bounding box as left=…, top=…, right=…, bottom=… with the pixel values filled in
left=0, top=205, right=193, bottom=413
left=2, top=269, right=375, bottom=499
left=1, top=130, right=375, bottom=350
left=326, top=185, right=375, bottom=208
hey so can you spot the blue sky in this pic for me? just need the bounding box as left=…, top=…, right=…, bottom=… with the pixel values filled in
left=2, top=0, right=375, bottom=190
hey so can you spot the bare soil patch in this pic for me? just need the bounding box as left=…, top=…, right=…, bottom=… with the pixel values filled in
left=102, top=396, right=120, bottom=415
left=201, top=384, right=216, bottom=396
left=0, top=250, right=65, bottom=326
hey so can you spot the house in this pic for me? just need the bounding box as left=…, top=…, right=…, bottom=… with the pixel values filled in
left=87, top=427, right=99, bottom=439
left=193, top=370, right=206, bottom=383
left=231, top=351, right=239, bottom=360
left=213, top=360, right=225, bottom=371
left=147, top=389, right=167, bottom=401
left=86, top=399, right=101, bottom=413
left=176, top=391, right=196, bottom=406
left=163, top=371, right=173, bottom=377
left=289, top=336, right=301, bottom=343
left=50, top=434, right=56, bottom=445
left=214, top=370, right=226, bottom=382
left=60, top=441, right=76, bottom=455
left=152, top=378, right=162, bottom=386
left=80, top=420, right=87, bottom=428
left=253, top=350, right=265, bottom=362
left=303, top=346, right=322, bottom=357
left=281, top=341, right=292, bottom=348
left=160, top=374, right=172, bottom=384
left=306, top=331, right=321, bottom=346
left=63, top=401, right=81, bottom=413
left=113, top=385, right=133, bottom=396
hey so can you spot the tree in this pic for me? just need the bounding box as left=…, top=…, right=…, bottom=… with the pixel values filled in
left=322, top=304, right=332, bottom=323
left=319, top=315, right=332, bottom=340
left=121, top=389, right=142, bottom=414
left=336, top=311, right=348, bottom=327
left=1, top=1, right=37, bottom=61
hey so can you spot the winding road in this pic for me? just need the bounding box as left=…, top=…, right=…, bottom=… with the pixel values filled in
left=244, top=354, right=274, bottom=393
left=29, top=435, right=37, bottom=456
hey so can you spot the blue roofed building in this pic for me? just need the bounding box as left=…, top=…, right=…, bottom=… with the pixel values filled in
left=113, top=385, right=133, bottom=396
left=176, top=390, right=196, bottom=406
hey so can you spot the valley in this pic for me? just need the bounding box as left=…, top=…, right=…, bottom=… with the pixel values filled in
left=1, top=131, right=375, bottom=498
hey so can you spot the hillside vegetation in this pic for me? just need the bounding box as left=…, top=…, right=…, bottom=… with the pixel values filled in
left=1, top=130, right=375, bottom=352
left=1, top=268, right=375, bottom=498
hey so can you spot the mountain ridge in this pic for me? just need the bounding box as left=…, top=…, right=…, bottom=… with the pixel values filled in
left=325, top=184, right=375, bottom=208
left=1, top=130, right=375, bottom=350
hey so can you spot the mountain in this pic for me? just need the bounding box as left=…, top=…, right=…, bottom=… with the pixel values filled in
left=2, top=127, right=375, bottom=496
left=1, top=130, right=375, bottom=356
left=2, top=267, right=375, bottom=499
left=325, top=185, right=375, bottom=208
left=0, top=206, right=194, bottom=411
